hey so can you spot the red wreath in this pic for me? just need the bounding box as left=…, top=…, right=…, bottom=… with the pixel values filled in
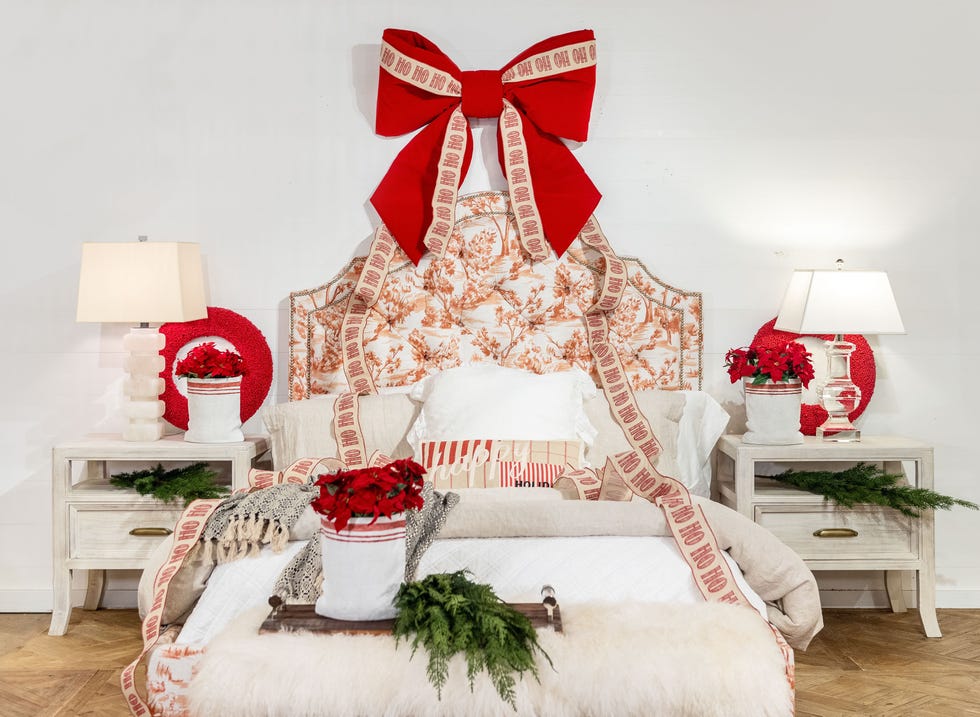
left=159, top=307, right=274, bottom=430
left=751, top=318, right=877, bottom=435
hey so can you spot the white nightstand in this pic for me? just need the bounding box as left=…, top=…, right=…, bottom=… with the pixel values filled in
left=49, top=433, right=269, bottom=636
left=715, top=434, right=939, bottom=638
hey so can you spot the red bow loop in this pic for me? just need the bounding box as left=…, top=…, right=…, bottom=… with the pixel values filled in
left=501, top=29, right=598, bottom=142
left=371, top=29, right=600, bottom=265
left=375, top=30, right=462, bottom=138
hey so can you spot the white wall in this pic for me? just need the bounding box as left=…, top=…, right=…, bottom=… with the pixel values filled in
left=2, top=1, right=978, bottom=611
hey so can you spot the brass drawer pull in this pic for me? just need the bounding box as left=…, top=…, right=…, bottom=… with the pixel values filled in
left=129, top=527, right=173, bottom=537
left=813, top=528, right=859, bottom=539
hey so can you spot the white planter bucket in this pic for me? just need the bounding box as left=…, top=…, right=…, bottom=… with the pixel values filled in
left=184, top=377, right=245, bottom=443
left=743, top=378, right=804, bottom=445
left=316, top=513, right=406, bottom=621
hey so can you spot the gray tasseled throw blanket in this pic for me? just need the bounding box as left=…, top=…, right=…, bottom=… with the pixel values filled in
left=199, top=483, right=318, bottom=563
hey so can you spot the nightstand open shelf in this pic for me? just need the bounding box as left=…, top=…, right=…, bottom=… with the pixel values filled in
left=716, top=434, right=939, bottom=638
left=50, top=433, right=269, bottom=636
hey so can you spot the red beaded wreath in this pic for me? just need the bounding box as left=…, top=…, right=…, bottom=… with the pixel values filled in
left=159, top=307, right=273, bottom=430
left=750, top=318, right=877, bottom=436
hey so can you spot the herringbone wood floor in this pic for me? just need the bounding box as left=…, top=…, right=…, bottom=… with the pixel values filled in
left=1, top=608, right=978, bottom=716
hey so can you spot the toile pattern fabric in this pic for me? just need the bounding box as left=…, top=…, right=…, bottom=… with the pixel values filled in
left=289, top=192, right=702, bottom=399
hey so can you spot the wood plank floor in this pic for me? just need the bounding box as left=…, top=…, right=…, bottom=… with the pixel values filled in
left=1, top=608, right=978, bottom=715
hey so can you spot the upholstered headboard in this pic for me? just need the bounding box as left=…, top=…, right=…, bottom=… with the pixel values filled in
left=289, top=192, right=702, bottom=399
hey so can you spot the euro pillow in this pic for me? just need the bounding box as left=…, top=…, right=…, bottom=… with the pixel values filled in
left=263, top=394, right=419, bottom=469
left=407, top=366, right=598, bottom=458
left=584, top=389, right=684, bottom=485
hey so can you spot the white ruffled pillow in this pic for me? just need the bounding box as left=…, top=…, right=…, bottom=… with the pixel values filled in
left=407, top=366, right=598, bottom=460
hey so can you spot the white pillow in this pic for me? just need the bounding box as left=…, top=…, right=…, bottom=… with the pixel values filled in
left=407, top=366, right=597, bottom=457
left=676, top=391, right=731, bottom=498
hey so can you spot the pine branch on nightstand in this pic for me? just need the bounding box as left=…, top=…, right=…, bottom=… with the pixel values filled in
left=109, top=462, right=230, bottom=505
left=772, top=463, right=978, bottom=517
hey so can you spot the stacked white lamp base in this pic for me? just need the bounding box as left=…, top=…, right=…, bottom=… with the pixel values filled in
left=121, top=327, right=166, bottom=441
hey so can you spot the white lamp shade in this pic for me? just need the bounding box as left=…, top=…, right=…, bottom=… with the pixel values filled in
left=775, top=269, right=905, bottom=335
left=76, top=242, right=208, bottom=323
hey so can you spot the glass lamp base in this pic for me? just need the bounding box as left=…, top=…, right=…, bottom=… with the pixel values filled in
left=818, top=336, right=863, bottom=442
left=817, top=424, right=861, bottom=442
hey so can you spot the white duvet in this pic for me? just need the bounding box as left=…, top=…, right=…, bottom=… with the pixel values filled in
left=176, top=535, right=766, bottom=646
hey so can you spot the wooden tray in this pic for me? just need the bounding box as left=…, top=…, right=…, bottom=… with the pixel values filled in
left=260, top=596, right=563, bottom=635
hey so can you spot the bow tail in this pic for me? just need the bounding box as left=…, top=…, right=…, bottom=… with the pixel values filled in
left=498, top=101, right=550, bottom=262
left=422, top=107, right=470, bottom=259
left=498, top=105, right=602, bottom=260
left=370, top=108, right=473, bottom=264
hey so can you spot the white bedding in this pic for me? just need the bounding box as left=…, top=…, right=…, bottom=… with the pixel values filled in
left=175, top=535, right=765, bottom=646
left=176, top=541, right=307, bottom=645
left=418, top=536, right=767, bottom=614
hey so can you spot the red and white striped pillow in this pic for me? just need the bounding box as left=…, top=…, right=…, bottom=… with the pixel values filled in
left=419, top=439, right=580, bottom=490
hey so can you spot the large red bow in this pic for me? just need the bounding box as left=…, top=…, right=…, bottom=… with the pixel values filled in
left=371, top=29, right=601, bottom=264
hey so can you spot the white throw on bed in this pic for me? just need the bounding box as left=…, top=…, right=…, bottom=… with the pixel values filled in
left=418, top=535, right=768, bottom=613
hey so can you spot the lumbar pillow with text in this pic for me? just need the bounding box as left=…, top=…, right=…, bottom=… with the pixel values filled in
left=419, top=439, right=581, bottom=489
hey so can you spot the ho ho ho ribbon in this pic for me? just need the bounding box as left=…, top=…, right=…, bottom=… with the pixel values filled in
left=372, top=28, right=601, bottom=264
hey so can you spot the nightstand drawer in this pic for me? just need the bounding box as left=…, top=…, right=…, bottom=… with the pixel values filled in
left=69, top=505, right=184, bottom=561
left=754, top=504, right=918, bottom=561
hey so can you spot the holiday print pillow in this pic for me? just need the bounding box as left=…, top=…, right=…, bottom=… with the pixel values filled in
left=419, top=439, right=580, bottom=489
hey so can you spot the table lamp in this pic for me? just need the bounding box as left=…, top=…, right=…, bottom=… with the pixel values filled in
left=76, top=237, right=208, bottom=441
left=774, top=259, right=904, bottom=442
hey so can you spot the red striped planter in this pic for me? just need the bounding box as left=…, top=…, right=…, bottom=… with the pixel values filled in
left=315, top=513, right=406, bottom=620
left=184, top=376, right=244, bottom=443
left=742, top=378, right=804, bottom=445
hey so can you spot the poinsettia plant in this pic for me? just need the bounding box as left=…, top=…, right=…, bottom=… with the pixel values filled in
left=725, top=341, right=815, bottom=387
left=175, top=341, right=246, bottom=379
left=312, top=458, right=426, bottom=532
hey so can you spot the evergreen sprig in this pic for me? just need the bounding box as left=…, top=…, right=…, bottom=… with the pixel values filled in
left=773, top=463, right=978, bottom=518
left=110, top=462, right=229, bottom=506
left=392, top=571, right=553, bottom=710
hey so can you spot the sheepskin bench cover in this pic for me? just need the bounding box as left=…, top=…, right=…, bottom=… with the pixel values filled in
left=188, top=601, right=793, bottom=717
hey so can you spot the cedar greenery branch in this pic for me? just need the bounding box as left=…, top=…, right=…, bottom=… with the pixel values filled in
left=774, top=463, right=978, bottom=517
left=110, top=462, right=229, bottom=506
left=393, top=571, right=553, bottom=710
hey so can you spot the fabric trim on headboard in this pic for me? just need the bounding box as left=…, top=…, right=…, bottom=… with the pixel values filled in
left=289, top=191, right=702, bottom=400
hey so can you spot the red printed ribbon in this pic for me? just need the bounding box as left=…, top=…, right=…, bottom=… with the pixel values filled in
left=333, top=392, right=368, bottom=469
left=248, top=457, right=346, bottom=489
left=341, top=226, right=400, bottom=396
left=121, top=499, right=223, bottom=716
left=372, top=28, right=601, bottom=264
left=575, top=222, right=751, bottom=609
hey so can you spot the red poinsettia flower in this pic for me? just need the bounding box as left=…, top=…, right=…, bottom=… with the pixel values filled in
left=175, top=342, right=247, bottom=379
left=311, top=459, right=427, bottom=532
left=724, top=341, right=814, bottom=388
